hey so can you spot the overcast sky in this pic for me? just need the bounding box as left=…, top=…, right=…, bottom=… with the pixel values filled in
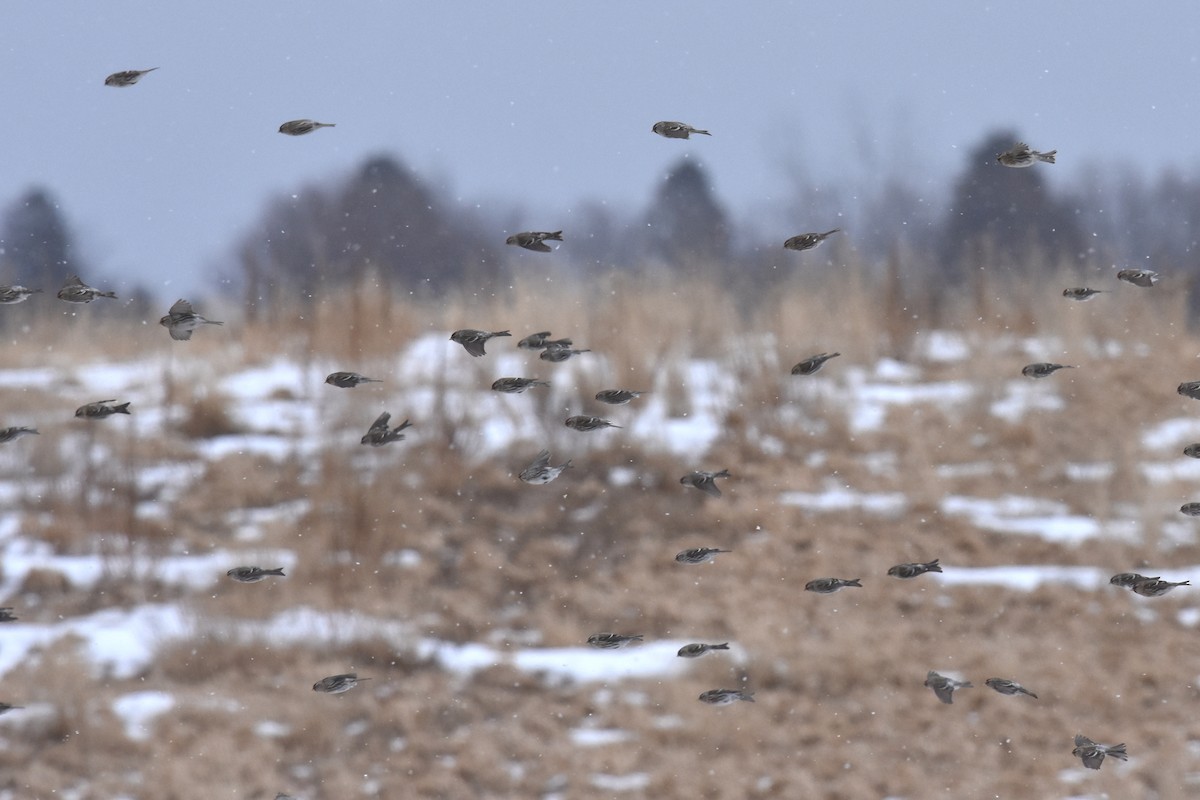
left=4, top=2, right=1199, bottom=297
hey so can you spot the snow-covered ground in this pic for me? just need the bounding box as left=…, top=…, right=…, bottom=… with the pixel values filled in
left=0, top=329, right=1195, bottom=795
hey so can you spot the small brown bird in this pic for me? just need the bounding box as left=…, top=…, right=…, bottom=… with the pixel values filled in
left=1072, top=734, right=1127, bottom=770
left=325, top=371, right=382, bottom=388
left=226, top=566, right=286, bottom=583
left=784, top=230, right=841, bottom=252
left=675, top=547, right=731, bottom=565
left=996, top=142, right=1056, bottom=167
left=0, top=608, right=16, bottom=622
left=539, top=345, right=591, bottom=362
left=450, top=329, right=511, bottom=357
left=1180, top=503, right=1200, bottom=517
left=1130, top=577, right=1190, bottom=597
left=505, top=231, right=563, bottom=252
left=1184, top=444, right=1200, bottom=458
left=0, top=427, right=38, bottom=443
left=698, top=689, right=754, bottom=705
left=565, top=415, right=620, bottom=431
left=518, top=449, right=572, bottom=485
left=104, top=68, right=158, bottom=87
left=679, top=469, right=730, bottom=497
left=1177, top=382, right=1200, bottom=401
left=791, top=352, right=841, bottom=375
left=491, top=377, right=550, bottom=394
left=888, top=559, right=942, bottom=579
left=594, top=389, right=647, bottom=405
left=57, top=275, right=116, bottom=303
left=587, top=633, right=643, bottom=649
left=652, top=121, right=710, bottom=139
left=360, top=413, right=412, bottom=447
left=676, top=642, right=730, bottom=658
left=1022, top=362, right=1074, bottom=379
left=1117, top=268, right=1159, bottom=287
left=0, top=286, right=41, bottom=304
left=75, top=399, right=131, bottom=419
left=984, top=678, right=1038, bottom=699
left=312, top=673, right=369, bottom=694
left=518, top=331, right=573, bottom=350
left=804, top=577, right=863, bottom=594
left=279, top=119, right=335, bottom=136
left=1110, top=572, right=1159, bottom=589
left=1062, top=287, right=1105, bottom=301
left=159, top=299, right=223, bottom=340
left=924, top=670, right=972, bottom=704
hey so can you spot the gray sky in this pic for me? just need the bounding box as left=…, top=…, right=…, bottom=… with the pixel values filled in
left=4, top=1, right=1200, bottom=297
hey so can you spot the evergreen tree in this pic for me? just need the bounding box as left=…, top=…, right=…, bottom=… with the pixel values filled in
left=1, top=188, right=82, bottom=287
left=643, top=159, right=730, bottom=267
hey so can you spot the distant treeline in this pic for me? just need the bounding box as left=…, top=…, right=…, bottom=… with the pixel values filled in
left=2, top=129, right=1199, bottom=315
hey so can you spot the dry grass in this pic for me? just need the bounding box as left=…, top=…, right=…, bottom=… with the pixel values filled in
left=3, top=263, right=1200, bottom=797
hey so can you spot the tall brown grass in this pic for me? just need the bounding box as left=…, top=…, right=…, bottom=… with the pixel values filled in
left=5, top=262, right=1200, bottom=797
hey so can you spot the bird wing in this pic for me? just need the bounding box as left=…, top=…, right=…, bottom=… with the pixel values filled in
left=170, top=299, right=193, bottom=315
left=370, top=412, right=391, bottom=431
left=525, top=240, right=552, bottom=252
left=169, top=326, right=193, bottom=341
left=463, top=339, right=487, bottom=357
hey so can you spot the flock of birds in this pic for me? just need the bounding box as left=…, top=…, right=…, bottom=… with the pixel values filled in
left=0, top=66, right=1184, bottom=789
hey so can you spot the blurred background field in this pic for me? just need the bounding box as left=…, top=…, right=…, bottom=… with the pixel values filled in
left=1, top=264, right=1200, bottom=798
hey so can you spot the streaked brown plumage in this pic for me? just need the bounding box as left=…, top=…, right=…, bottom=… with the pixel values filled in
left=996, top=142, right=1056, bottom=167
left=360, top=413, right=412, bottom=447
left=679, top=469, right=730, bottom=497
left=505, top=231, right=563, bottom=252
left=652, top=121, right=710, bottom=139
left=57, top=275, right=116, bottom=303
left=924, top=670, right=972, bottom=704
left=105, top=68, right=158, bottom=87
left=784, top=230, right=841, bottom=252
left=279, top=119, right=335, bottom=135
left=450, top=329, right=511, bottom=357
left=75, top=399, right=131, bottom=419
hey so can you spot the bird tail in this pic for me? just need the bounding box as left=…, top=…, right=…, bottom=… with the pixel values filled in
left=1107, top=744, right=1128, bottom=761
left=494, top=330, right=513, bottom=337
left=824, top=229, right=841, bottom=237
left=206, top=319, right=225, bottom=325
left=1037, top=150, right=1056, bottom=164
left=561, top=459, right=574, bottom=470
left=316, top=122, right=337, bottom=128
left=533, top=380, right=551, bottom=388
left=396, top=419, right=413, bottom=432
left=1180, top=580, right=1192, bottom=586
left=266, top=568, right=286, bottom=577
left=99, top=290, right=118, bottom=299
left=546, top=231, right=564, bottom=241
left=739, top=691, right=755, bottom=701
left=114, top=403, right=132, bottom=414
left=925, top=559, right=942, bottom=573
left=844, top=578, right=863, bottom=587
left=693, top=129, right=712, bottom=136
left=714, top=469, right=732, bottom=478
left=710, top=642, right=730, bottom=650
left=630, top=635, right=644, bottom=642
